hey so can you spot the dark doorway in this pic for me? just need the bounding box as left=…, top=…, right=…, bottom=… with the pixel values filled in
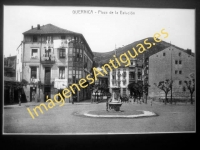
left=44, top=86, right=51, bottom=102
left=30, top=87, right=37, bottom=102
left=57, top=89, right=65, bottom=101
left=4, top=87, right=9, bottom=105
left=45, top=67, right=51, bottom=85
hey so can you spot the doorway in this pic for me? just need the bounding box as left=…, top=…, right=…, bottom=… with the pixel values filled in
left=44, top=86, right=51, bottom=102
left=30, top=87, right=37, bottom=102
left=45, top=67, right=51, bottom=85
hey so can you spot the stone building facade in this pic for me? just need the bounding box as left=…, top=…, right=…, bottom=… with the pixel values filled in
left=109, top=58, right=143, bottom=96
left=21, top=24, right=93, bottom=102
left=148, top=46, right=195, bottom=99
left=16, top=42, right=23, bottom=82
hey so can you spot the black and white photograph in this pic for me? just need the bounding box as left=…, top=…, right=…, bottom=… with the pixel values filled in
left=3, top=5, right=196, bottom=135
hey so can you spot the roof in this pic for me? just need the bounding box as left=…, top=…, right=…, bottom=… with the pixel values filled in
left=150, top=45, right=195, bottom=58
left=23, top=24, right=81, bottom=35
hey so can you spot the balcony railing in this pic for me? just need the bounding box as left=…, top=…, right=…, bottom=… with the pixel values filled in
left=129, top=77, right=135, bottom=81
left=41, top=54, right=56, bottom=64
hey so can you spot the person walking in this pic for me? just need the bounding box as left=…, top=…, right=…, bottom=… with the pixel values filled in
left=91, top=91, right=94, bottom=103
left=18, top=92, right=21, bottom=106
left=106, top=92, right=112, bottom=111
left=72, top=93, right=76, bottom=104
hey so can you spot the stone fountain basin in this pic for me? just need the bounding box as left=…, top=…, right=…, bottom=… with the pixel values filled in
left=109, top=102, right=122, bottom=111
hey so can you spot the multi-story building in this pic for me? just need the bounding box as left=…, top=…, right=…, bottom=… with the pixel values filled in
left=16, top=42, right=23, bottom=82
left=21, top=24, right=93, bottom=102
left=109, top=58, right=143, bottom=96
left=148, top=46, right=195, bottom=99
left=4, top=55, right=16, bottom=78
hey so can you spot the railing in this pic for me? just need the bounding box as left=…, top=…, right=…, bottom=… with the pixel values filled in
left=41, top=54, right=56, bottom=64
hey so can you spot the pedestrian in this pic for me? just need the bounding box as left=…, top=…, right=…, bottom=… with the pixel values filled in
left=72, top=94, right=76, bottom=104
left=106, top=92, right=112, bottom=111
left=91, top=92, right=94, bottom=103
left=18, top=92, right=21, bottom=106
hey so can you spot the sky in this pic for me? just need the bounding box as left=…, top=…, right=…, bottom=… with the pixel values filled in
left=4, top=6, right=195, bottom=57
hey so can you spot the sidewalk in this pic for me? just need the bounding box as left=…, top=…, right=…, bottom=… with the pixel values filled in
left=4, top=99, right=95, bottom=108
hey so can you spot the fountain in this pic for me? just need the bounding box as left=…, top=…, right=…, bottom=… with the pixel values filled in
left=108, top=92, right=122, bottom=111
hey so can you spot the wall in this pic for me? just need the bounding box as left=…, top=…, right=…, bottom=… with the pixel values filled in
left=148, top=46, right=195, bottom=99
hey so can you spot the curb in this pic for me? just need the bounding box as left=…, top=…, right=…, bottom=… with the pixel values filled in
left=83, top=110, right=157, bottom=118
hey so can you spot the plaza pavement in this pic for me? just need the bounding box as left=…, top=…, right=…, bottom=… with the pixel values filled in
left=3, top=99, right=196, bottom=134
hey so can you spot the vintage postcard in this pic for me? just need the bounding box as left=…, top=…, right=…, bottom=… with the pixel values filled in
left=3, top=6, right=195, bottom=134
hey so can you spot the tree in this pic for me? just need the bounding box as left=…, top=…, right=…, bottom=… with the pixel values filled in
left=183, top=78, right=195, bottom=104
left=143, top=83, right=150, bottom=104
left=99, top=82, right=109, bottom=94
left=154, top=79, right=173, bottom=105
left=128, top=82, right=143, bottom=102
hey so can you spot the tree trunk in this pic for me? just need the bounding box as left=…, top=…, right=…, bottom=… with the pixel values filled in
left=190, top=93, right=193, bottom=104
left=145, top=94, right=147, bottom=104
left=165, top=93, right=167, bottom=105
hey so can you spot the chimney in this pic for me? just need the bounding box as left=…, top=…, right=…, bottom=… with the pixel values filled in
left=186, top=49, right=191, bottom=55
left=37, top=24, right=40, bottom=30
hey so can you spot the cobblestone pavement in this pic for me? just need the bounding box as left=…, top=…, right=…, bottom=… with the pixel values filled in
left=3, top=100, right=195, bottom=134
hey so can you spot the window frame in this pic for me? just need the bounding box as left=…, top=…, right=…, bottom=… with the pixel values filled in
left=31, top=48, right=39, bottom=59
left=59, top=67, right=65, bottom=79
left=59, top=49, right=66, bottom=59
left=61, top=35, right=66, bottom=39
left=33, top=36, right=38, bottom=42
left=30, top=67, right=37, bottom=80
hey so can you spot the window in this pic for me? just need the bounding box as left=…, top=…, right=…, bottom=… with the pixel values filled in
left=33, top=36, right=37, bottom=42
left=123, top=80, right=126, bottom=85
left=179, top=60, right=182, bottom=64
left=59, top=49, right=65, bottom=58
left=31, top=49, right=38, bottom=58
left=46, top=36, right=52, bottom=44
left=31, top=67, right=37, bottom=79
left=45, top=49, right=51, bottom=57
left=59, top=67, right=65, bottom=79
left=68, top=67, right=72, bottom=83
left=179, top=70, right=182, bottom=74
left=179, top=80, right=182, bottom=85
left=163, top=52, right=165, bottom=56
left=179, top=52, right=181, bottom=56
left=129, top=72, right=135, bottom=79
left=123, top=72, right=126, bottom=78
left=138, top=72, right=141, bottom=80
left=68, top=57, right=73, bottom=61
left=61, top=35, right=65, bottom=39
left=69, top=48, right=73, bottom=55
left=175, top=70, right=177, bottom=74
left=175, top=60, right=178, bottom=64
left=79, top=49, right=83, bottom=58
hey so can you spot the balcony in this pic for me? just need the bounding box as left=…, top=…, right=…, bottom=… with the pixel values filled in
left=129, top=77, right=135, bottom=82
left=41, top=54, right=56, bottom=64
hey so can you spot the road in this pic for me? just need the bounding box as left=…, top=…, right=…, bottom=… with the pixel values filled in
left=3, top=101, right=195, bottom=134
